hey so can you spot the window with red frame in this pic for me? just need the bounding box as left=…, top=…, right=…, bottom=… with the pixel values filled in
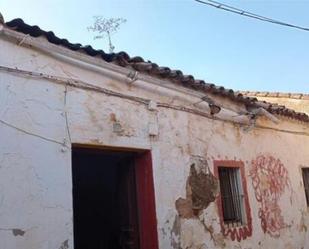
left=218, top=167, right=246, bottom=226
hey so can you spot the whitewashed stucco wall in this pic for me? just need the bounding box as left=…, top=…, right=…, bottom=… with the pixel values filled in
left=0, top=33, right=309, bottom=249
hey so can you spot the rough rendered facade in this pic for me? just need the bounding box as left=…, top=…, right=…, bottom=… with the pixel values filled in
left=0, top=19, right=309, bottom=249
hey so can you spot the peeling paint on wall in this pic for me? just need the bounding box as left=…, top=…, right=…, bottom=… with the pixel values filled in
left=59, top=239, right=69, bottom=249
left=250, top=155, right=291, bottom=237
left=175, top=157, right=219, bottom=218
left=298, top=210, right=308, bottom=233
left=170, top=215, right=181, bottom=249
left=199, top=216, right=226, bottom=248
left=173, top=157, right=221, bottom=248
left=109, top=112, right=136, bottom=137
left=0, top=228, right=26, bottom=237
left=12, top=229, right=25, bottom=237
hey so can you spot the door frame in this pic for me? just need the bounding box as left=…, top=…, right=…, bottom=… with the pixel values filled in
left=71, top=145, right=159, bottom=249
left=135, top=151, right=159, bottom=249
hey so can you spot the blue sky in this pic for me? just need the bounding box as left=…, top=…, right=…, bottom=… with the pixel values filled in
left=1, top=0, right=308, bottom=93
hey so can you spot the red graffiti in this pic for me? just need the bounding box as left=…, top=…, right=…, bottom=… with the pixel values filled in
left=214, top=160, right=252, bottom=242
left=250, top=155, right=290, bottom=238
left=222, top=225, right=252, bottom=242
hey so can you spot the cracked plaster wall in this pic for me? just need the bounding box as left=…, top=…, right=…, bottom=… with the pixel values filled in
left=0, top=36, right=309, bottom=249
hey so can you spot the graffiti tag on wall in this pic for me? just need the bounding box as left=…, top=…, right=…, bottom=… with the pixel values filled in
left=250, top=155, right=291, bottom=238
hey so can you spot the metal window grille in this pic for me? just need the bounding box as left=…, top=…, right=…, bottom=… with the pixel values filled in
left=218, top=167, right=245, bottom=226
left=302, top=168, right=309, bottom=206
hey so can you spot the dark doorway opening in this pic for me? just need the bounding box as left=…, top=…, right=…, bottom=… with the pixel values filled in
left=72, top=147, right=141, bottom=249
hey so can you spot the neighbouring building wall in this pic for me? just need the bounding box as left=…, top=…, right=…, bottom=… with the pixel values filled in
left=1, top=35, right=309, bottom=249
left=257, top=96, right=309, bottom=115
left=240, top=92, right=309, bottom=115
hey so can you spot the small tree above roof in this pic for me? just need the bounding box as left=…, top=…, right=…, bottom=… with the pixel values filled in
left=87, top=16, right=126, bottom=53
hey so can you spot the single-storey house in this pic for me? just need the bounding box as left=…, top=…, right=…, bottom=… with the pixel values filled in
left=0, top=16, right=309, bottom=249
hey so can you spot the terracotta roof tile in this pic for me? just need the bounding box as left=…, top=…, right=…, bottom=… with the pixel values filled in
left=4, top=18, right=309, bottom=123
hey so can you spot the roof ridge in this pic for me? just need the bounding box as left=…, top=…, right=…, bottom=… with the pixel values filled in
left=3, top=18, right=309, bottom=122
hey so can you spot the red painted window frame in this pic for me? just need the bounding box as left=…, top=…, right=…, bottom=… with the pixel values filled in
left=135, top=151, right=159, bottom=249
left=213, top=160, right=252, bottom=242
